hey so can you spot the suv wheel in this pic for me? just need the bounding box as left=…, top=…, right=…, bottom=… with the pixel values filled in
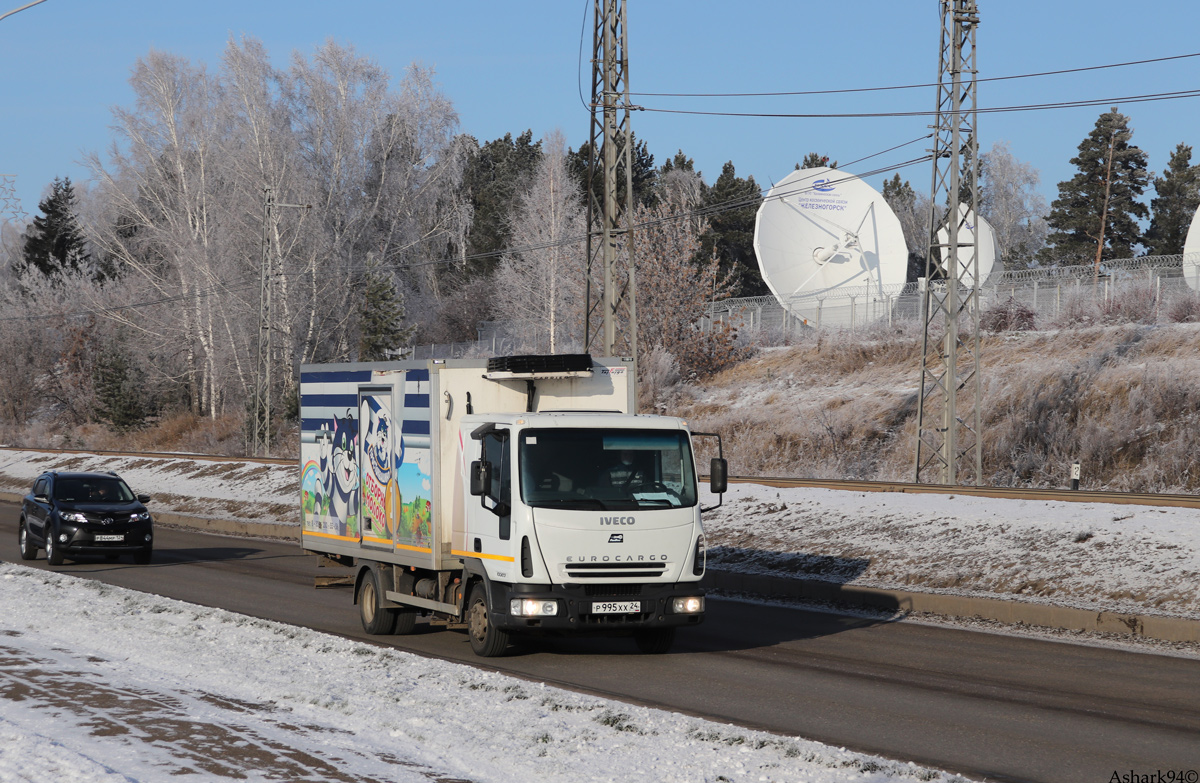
left=18, top=520, right=36, bottom=561
left=45, top=531, right=64, bottom=566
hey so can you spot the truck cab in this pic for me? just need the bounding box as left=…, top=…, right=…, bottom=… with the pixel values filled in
left=462, top=412, right=716, bottom=654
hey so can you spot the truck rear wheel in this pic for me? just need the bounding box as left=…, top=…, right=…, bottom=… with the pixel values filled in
left=467, top=583, right=510, bottom=657
left=359, top=569, right=398, bottom=635
left=634, top=627, right=675, bottom=654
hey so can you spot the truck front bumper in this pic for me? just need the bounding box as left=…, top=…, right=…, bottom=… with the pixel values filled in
left=489, top=582, right=705, bottom=633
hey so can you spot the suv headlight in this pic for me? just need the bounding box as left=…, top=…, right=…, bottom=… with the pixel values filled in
left=60, top=512, right=88, bottom=524
left=510, top=599, right=558, bottom=617
left=129, top=512, right=151, bottom=522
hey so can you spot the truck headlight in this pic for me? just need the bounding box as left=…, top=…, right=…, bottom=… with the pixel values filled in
left=672, top=597, right=704, bottom=614
left=510, top=599, right=558, bottom=617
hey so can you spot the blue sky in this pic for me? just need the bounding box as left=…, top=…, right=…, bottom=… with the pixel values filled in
left=1, top=0, right=1198, bottom=223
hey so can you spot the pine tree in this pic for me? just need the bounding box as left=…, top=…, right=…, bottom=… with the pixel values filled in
left=461, top=131, right=543, bottom=275
left=796, top=152, right=837, bottom=169
left=700, top=162, right=765, bottom=297
left=1144, top=143, right=1200, bottom=256
left=92, top=342, right=149, bottom=431
left=359, top=256, right=413, bottom=361
left=1041, top=108, right=1149, bottom=265
left=17, top=177, right=90, bottom=280
left=568, top=132, right=658, bottom=212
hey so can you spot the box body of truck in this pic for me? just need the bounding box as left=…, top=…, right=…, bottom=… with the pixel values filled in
left=299, top=354, right=721, bottom=656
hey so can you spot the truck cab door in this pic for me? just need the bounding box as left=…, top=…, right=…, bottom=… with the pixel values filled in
left=469, top=430, right=513, bottom=566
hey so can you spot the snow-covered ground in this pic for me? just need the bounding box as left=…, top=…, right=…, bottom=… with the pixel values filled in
left=0, top=564, right=967, bottom=783
left=2, top=448, right=1199, bottom=780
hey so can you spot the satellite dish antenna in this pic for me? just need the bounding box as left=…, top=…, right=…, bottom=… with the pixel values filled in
left=1182, top=202, right=1200, bottom=291
left=754, top=167, right=908, bottom=327
left=936, top=203, right=998, bottom=288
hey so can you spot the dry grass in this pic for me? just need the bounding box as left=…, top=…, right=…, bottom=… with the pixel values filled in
left=667, top=321, right=1200, bottom=492
left=0, top=412, right=298, bottom=458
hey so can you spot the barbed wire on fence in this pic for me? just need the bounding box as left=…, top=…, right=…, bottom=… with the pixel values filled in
left=401, top=253, right=1200, bottom=359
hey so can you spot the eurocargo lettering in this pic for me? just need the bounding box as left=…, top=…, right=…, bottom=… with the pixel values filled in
left=299, top=354, right=726, bottom=657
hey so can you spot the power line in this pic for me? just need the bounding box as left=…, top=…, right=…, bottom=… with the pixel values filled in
left=630, top=51, right=1200, bottom=99
left=637, top=88, right=1200, bottom=120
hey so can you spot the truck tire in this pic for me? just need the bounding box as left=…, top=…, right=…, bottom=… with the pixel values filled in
left=358, top=568, right=399, bottom=635
left=634, top=627, right=675, bottom=654
left=394, top=607, right=417, bottom=635
left=467, top=583, right=510, bottom=657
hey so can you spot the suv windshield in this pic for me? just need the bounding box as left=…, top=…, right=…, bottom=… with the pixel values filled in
left=53, top=477, right=135, bottom=503
left=519, top=428, right=697, bottom=511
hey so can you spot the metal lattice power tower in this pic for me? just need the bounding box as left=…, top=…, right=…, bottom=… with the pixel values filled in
left=584, top=0, right=638, bottom=366
left=250, top=188, right=309, bottom=457
left=914, top=0, right=982, bottom=485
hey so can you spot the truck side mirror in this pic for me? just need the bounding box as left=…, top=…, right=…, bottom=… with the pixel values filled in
left=470, top=460, right=491, bottom=497
left=709, top=458, right=728, bottom=495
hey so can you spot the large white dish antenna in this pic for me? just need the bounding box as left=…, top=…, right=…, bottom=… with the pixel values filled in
left=754, top=167, right=908, bottom=327
left=1182, top=202, right=1200, bottom=291
left=936, top=203, right=998, bottom=289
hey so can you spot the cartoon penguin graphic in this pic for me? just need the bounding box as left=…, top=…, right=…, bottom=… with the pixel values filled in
left=319, top=410, right=359, bottom=538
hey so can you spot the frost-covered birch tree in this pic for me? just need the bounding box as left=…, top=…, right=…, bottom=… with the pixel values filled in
left=979, top=141, right=1048, bottom=269
left=81, top=38, right=467, bottom=432
left=493, top=130, right=586, bottom=353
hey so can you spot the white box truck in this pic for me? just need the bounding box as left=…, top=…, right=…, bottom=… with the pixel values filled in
left=300, top=354, right=726, bottom=656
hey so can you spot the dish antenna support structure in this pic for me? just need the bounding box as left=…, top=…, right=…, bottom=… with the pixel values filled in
left=584, top=0, right=638, bottom=371
left=914, top=0, right=983, bottom=486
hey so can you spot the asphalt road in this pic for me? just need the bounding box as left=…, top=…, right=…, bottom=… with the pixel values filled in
left=3, top=503, right=1199, bottom=783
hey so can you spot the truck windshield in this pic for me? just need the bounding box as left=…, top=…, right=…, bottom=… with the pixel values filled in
left=519, top=428, right=697, bottom=511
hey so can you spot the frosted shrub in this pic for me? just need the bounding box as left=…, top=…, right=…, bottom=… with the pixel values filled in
left=980, top=296, right=1036, bottom=332
left=638, top=347, right=681, bottom=411
left=1099, top=284, right=1158, bottom=325
left=1165, top=291, right=1200, bottom=323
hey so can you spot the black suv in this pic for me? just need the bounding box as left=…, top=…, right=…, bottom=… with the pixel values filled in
left=18, top=471, right=154, bottom=565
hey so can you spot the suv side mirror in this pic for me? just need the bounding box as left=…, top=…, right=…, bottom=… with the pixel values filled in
left=470, top=460, right=491, bottom=497
left=137, top=494, right=151, bottom=503
left=709, top=458, right=728, bottom=495
left=34, top=494, right=49, bottom=505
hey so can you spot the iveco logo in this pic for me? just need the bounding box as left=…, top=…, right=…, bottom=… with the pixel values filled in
left=600, top=516, right=636, bottom=526
left=608, top=534, right=624, bottom=544
left=813, top=178, right=836, bottom=192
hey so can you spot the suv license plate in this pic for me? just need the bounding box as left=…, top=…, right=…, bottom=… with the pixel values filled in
left=592, top=600, right=641, bottom=614
left=94, top=534, right=124, bottom=542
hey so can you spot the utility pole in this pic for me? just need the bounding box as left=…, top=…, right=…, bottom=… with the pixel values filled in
left=584, top=0, right=638, bottom=372
left=250, top=187, right=309, bottom=457
left=1092, top=128, right=1118, bottom=287
left=914, top=0, right=982, bottom=486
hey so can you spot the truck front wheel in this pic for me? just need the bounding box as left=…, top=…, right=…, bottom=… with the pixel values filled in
left=467, top=583, right=510, bottom=657
left=635, top=627, right=675, bottom=654
left=359, top=569, right=399, bottom=635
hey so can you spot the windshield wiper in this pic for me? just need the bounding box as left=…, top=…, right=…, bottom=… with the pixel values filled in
left=531, top=498, right=610, bottom=510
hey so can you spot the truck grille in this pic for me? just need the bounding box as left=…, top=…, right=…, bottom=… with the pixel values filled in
left=584, top=584, right=642, bottom=598
left=564, top=562, right=667, bottom=580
